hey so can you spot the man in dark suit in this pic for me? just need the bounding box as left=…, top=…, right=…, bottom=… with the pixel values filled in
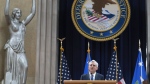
left=80, top=60, right=104, bottom=80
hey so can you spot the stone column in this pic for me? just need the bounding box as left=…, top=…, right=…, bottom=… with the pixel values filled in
left=35, top=0, right=59, bottom=84
left=146, top=0, right=150, bottom=83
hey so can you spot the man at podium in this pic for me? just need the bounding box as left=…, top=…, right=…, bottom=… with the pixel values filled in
left=80, top=60, right=104, bottom=80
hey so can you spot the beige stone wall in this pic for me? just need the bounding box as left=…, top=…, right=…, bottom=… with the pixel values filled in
left=0, top=0, right=37, bottom=83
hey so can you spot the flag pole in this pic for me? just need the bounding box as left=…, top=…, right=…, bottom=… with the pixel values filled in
left=57, top=37, right=66, bottom=84
left=87, top=42, right=90, bottom=54
left=87, top=42, right=90, bottom=65
left=113, top=38, right=119, bottom=83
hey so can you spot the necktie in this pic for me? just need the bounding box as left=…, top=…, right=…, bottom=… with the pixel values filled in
left=91, top=74, right=93, bottom=80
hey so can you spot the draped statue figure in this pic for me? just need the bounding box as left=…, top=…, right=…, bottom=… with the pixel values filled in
left=1, top=0, right=36, bottom=84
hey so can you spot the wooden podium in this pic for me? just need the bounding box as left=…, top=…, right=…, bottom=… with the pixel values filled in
left=64, top=80, right=116, bottom=84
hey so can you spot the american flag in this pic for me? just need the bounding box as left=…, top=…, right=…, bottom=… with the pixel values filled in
left=57, top=52, right=71, bottom=84
left=87, top=9, right=115, bottom=23
left=105, top=51, right=126, bottom=84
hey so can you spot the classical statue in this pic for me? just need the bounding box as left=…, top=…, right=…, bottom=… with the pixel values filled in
left=1, top=0, right=36, bottom=84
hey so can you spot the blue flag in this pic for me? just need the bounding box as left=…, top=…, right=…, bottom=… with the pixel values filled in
left=57, top=51, right=71, bottom=84
left=132, top=48, right=147, bottom=84
left=83, top=53, right=91, bottom=74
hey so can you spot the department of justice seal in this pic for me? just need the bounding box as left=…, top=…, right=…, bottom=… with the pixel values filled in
left=71, top=0, right=130, bottom=41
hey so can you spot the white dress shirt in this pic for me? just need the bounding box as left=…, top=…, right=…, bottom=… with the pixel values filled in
left=89, top=72, right=96, bottom=80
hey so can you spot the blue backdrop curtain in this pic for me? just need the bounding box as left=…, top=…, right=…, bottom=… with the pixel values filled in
left=58, top=0, right=147, bottom=84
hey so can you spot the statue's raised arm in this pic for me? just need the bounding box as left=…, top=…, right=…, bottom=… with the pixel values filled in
left=4, top=0, right=11, bottom=24
left=23, top=0, right=36, bottom=26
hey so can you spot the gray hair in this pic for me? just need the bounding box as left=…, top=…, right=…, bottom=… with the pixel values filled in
left=89, top=60, right=98, bottom=67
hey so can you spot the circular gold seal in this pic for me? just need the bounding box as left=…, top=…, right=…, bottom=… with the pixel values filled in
left=71, top=0, right=130, bottom=41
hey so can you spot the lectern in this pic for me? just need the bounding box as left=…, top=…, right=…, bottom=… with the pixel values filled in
left=64, top=80, right=116, bottom=84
